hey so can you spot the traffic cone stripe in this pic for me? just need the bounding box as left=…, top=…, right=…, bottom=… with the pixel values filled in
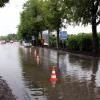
left=52, top=70, right=56, bottom=74
left=51, top=73, right=56, bottom=75
left=50, top=77, right=58, bottom=81
left=52, top=75, right=56, bottom=78
left=50, top=73, right=58, bottom=81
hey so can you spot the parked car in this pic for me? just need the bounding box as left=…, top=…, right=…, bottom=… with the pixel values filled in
left=10, top=40, right=14, bottom=43
left=0, top=40, right=6, bottom=44
left=23, top=41, right=32, bottom=47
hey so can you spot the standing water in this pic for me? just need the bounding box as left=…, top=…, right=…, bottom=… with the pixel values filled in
left=0, top=42, right=100, bottom=100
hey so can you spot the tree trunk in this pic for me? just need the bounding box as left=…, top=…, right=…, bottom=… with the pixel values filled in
left=40, top=32, right=42, bottom=39
left=36, top=32, right=39, bottom=46
left=57, top=27, right=59, bottom=49
left=48, top=30, right=50, bottom=47
left=92, top=17, right=99, bottom=53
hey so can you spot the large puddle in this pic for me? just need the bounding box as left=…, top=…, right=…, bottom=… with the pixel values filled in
left=0, top=43, right=100, bottom=100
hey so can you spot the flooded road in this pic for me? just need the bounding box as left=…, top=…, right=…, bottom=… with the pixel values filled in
left=0, top=43, right=100, bottom=100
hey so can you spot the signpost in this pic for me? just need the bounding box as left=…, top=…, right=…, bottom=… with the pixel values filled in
left=59, top=31, right=68, bottom=48
left=59, top=31, right=67, bottom=40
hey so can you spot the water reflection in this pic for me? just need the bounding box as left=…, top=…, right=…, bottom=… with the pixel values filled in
left=20, top=47, right=57, bottom=100
left=19, top=47, right=63, bottom=100
left=0, top=43, right=97, bottom=100
left=68, top=54, right=93, bottom=70
left=19, top=47, right=100, bottom=100
left=33, top=48, right=40, bottom=65
left=89, top=58, right=99, bottom=100
left=67, top=54, right=100, bottom=100
left=68, top=54, right=99, bottom=82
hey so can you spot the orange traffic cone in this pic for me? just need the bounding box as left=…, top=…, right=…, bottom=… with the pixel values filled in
left=50, top=68, right=58, bottom=81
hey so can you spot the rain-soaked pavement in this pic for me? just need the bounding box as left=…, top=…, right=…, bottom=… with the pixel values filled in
left=0, top=42, right=100, bottom=100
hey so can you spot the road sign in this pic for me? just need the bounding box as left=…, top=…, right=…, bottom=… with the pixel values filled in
left=59, top=31, right=67, bottom=40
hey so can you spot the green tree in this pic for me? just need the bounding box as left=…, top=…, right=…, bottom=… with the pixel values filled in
left=40, top=0, right=66, bottom=48
left=17, top=0, right=46, bottom=44
left=7, top=34, right=17, bottom=41
left=0, top=34, right=17, bottom=41
left=18, top=0, right=69, bottom=47
left=64, top=0, right=100, bottom=53
left=0, top=0, right=9, bottom=7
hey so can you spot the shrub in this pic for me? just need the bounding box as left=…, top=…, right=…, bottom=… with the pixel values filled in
left=66, top=33, right=93, bottom=51
left=67, top=34, right=79, bottom=50
left=49, top=35, right=57, bottom=47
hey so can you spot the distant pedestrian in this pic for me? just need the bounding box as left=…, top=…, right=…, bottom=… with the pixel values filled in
left=32, top=35, right=35, bottom=46
left=41, top=39, right=44, bottom=47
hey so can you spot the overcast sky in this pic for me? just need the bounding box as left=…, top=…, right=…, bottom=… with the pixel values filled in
left=0, top=0, right=99, bottom=36
left=0, top=0, right=27, bottom=36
